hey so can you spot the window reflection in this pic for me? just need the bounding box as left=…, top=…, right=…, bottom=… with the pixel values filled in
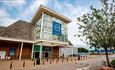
left=35, top=13, right=68, bottom=42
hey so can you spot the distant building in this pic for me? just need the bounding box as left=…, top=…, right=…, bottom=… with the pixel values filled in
left=0, top=5, right=71, bottom=60
left=60, top=41, right=78, bottom=57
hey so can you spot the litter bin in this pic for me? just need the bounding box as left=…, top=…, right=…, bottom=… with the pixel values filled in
left=78, top=54, right=80, bottom=60
left=36, top=58, right=40, bottom=65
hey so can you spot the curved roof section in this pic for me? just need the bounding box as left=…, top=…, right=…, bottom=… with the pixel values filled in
left=31, top=5, right=71, bottom=24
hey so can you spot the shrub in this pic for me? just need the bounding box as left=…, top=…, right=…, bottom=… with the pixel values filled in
left=110, top=59, right=115, bottom=68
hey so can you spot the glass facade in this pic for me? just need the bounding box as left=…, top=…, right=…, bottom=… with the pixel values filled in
left=34, top=18, right=41, bottom=39
left=35, top=13, right=68, bottom=42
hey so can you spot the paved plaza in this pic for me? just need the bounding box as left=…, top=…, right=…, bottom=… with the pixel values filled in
left=0, top=54, right=114, bottom=70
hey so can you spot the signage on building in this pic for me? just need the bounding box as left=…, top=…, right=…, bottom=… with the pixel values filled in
left=9, top=48, right=15, bottom=56
left=42, top=47, right=51, bottom=52
left=52, top=21, right=61, bottom=36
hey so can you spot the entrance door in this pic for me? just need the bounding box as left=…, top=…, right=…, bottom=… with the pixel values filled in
left=35, top=52, right=39, bottom=58
left=0, top=51, right=6, bottom=59
left=45, top=52, right=48, bottom=58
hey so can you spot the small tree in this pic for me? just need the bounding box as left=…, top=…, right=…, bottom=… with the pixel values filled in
left=77, top=0, right=115, bottom=66
left=78, top=47, right=89, bottom=53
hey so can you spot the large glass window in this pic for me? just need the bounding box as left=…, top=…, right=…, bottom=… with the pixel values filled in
left=35, top=13, right=68, bottom=42
left=35, top=18, right=41, bottom=39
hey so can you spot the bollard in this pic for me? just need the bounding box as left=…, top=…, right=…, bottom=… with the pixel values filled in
left=75, top=58, right=76, bottom=61
left=80, top=56, right=82, bottom=60
left=50, top=60, right=52, bottom=64
left=42, top=60, right=45, bottom=65
left=71, top=58, right=72, bottom=61
left=62, top=59, right=64, bottom=63
left=33, top=60, right=35, bottom=66
left=83, top=56, right=85, bottom=60
left=52, top=58, right=54, bottom=61
left=47, top=59, right=48, bottom=62
left=66, top=58, right=68, bottom=62
left=10, top=61, right=13, bottom=69
left=23, top=61, right=25, bottom=67
left=56, top=59, right=58, bottom=63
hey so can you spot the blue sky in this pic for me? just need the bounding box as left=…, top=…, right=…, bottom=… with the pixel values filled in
left=0, top=0, right=101, bottom=49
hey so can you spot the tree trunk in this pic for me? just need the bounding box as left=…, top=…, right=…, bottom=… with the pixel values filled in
left=104, top=47, right=110, bottom=67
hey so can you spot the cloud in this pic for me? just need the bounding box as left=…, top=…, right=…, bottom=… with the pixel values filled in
left=2, top=0, right=26, bottom=7
left=19, top=0, right=48, bottom=21
left=0, top=8, right=9, bottom=18
left=0, top=17, right=16, bottom=27
left=0, top=8, right=17, bottom=27
left=0, top=0, right=26, bottom=27
left=0, top=0, right=48, bottom=27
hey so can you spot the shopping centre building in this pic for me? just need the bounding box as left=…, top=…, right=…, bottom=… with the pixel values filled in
left=0, top=5, right=71, bottom=60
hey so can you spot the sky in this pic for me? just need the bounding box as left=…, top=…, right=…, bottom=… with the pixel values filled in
left=0, top=0, right=101, bottom=49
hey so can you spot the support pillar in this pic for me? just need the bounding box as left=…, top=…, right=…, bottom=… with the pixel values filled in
left=40, top=12, right=44, bottom=39
left=39, top=42, right=42, bottom=59
left=65, top=45, right=67, bottom=58
left=31, top=44, right=34, bottom=59
left=51, top=47, right=53, bottom=58
left=19, top=42, right=23, bottom=60
left=59, top=46, right=60, bottom=59
left=72, top=47, right=74, bottom=58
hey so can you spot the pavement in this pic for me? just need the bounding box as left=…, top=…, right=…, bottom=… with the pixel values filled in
left=0, top=54, right=115, bottom=70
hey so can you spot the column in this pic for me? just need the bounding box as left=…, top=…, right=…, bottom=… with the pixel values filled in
left=72, top=47, right=74, bottom=58
left=19, top=42, right=23, bottom=60
left=51, top=47, right=53, bottom=58
left=31, top=44, right=34, bottom=59
left=39, top=42, right=42, bottom=59
left=59, top=46, right=60, bottom=59
left=40, top=12, right=44, bottom=39
left=65, top=45, right=67, bottom=58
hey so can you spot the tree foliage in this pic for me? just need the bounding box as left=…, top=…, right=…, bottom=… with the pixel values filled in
left=78, top=47, right=89, bottom=53
left=77, top=0, right=115, bottom=66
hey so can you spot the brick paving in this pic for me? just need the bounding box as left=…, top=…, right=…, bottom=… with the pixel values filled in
left=0, top=55, right=114, bottom=70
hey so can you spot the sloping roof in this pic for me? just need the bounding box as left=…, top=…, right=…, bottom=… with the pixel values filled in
left=0, top=20, right=35, bottom=41
left=31, top=5, right=71, bottom=24
left=0, top=26, right=6, bottom=35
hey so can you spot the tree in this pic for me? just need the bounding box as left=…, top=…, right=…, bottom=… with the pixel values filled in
left=77, top=0, right=115, bottom=66
left=78, top=47, right=89, bottom=53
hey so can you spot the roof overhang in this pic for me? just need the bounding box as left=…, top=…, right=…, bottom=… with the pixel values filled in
left=31, top=5, right=71, bottom=24
left=35, top=39, right=70, bottom=47
left=0, top=36, right=35, bottom=43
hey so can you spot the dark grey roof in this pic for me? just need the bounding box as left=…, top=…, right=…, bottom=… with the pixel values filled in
left=0, top=26, right=6, bottom=35
left=0, top=20, right=35, bottom=41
